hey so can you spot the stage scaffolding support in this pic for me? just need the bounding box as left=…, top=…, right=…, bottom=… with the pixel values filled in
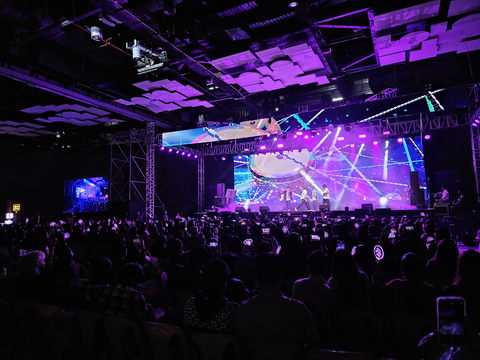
left=198, top=155, right=205, bottom=213
left=111, top=127, right=164, bottom=219
left=146, top=122, right=155, bottom=220
left=471, top=107, right=480, bottom=199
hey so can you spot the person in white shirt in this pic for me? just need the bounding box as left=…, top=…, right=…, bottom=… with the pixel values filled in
left=295, top=187, right=310, bottom=211
left=322, top=184, right=330, bottom=211
left=311, top=189, right=319, bottom=212
left=441, top=186, right=449, bottom=203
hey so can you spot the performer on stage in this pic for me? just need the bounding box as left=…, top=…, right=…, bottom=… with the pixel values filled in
left=285, top=186, right=292, bottom=211
left=441, top=186, right=449, bottom=204
left=322, top=184, right=330, bottom=211
left=311, top=188, right=319, bottom=211
left=295, top=187, right=311, bottom=211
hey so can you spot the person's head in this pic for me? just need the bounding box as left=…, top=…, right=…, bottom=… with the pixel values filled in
left=442, top=186, right=447, bottom=191
left=322, top=184, right=327, bottom=189
left=118, top=263, right=145, bottom=287
left=306, top=250, right=327, bottom=277
left=220, top=253, right=239, bottom=274
left=331, top=249, right=359, bottom=279
left=255, top=254, right=283, bottom=288
left=88, top=255, right=114, bottom=285
left=454, top=250, right=480, bottom=287
left=17, top=250, right=45, bottom=276
left=202, top=259, right=230, bottom=294
left=256, top=241, right=272, bottom=256
left=435, top=227, right=451, bottom=241
left=432, top=239, right=459, bottom=264
left=401, top=252, right=424, bottom=282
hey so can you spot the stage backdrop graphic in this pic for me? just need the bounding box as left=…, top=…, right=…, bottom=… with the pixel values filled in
left=234, top=136, right=425, bottom=211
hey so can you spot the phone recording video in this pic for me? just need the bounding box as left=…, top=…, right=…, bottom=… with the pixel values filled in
left=388, top=229, right=396, bottom=239
left=405, top=226, right=414, bottom=231
left=209, top=241, right=219, bottom=248
left=336, top=240, right=345, bottom=250
left=437, top=296, right=466, bottom=345
left=262, top=228, right=270, bottom=235
left=311, top=235, right=320, bottom=241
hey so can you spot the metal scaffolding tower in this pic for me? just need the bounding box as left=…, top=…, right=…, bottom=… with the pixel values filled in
left=110, top=127, right=164, bottom=219
left=198, top=154, right=205, bottom=212
left=146, top=122, right=155, bottom=220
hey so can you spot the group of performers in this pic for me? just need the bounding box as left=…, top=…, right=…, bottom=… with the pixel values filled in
left=280, top=184, right=330, bottom=212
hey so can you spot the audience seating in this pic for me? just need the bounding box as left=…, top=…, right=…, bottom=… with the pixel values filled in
left=308, top=349, right=374, bottom=360
left=73, top=308, right=109, bottom=360
left=143, top=322, right=191, bottom=360
left=190, top=332, right=245, bottom=360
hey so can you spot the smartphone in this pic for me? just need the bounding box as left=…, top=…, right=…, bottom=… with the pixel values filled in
left=336, top=240, right=345, bottom=250
left=437, top=296, right=466, bottom=345
left=350, top=216, right=355, bottom=220
left=232, top=219, right=237, bottom=223
left=133, top=238, right=141, bottom=244
left=209, top=241, right=219, bottom=248
left=302, top=224, right=308, bottom=228
left=311, top=235, right=320, bottom=241
left=405, top=226, right=414, bottom=231
left=294, top=217, right=300, bottom=222
left=209, top=223, right=214, bottom=227
left=388, top=229, right=396, bottom=239
left=262, top=228, right=270, bottom=234
left=19, top=249, right=28, bottom=257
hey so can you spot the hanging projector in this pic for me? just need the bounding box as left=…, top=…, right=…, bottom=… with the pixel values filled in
left=126, top=40, right=168, bottom=74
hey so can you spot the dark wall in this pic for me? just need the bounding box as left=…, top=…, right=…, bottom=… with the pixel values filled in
left=0, top=143, right=110, bottom=221
left=204, top=155, right=234, bottom=210
left=423, top=126, right=476, bottom=199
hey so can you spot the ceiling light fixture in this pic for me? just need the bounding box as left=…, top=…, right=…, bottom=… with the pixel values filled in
left=288, top=2, right=298, bottom=8
left=90, top=26, right=102, bottom=41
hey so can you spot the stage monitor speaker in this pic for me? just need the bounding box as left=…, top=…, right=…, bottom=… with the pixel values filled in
left=361, top=204, right=373, bottom=211
left=375, top=208, right=392, bottom=216
left=214, top=197, right=225, bottom=207
left=235, top=207, right=244, bottom=213
left=259, top=206, right=270, bottom=213
left=355, top=208, right=371, bottom=217
left=216, top=183, right=225, bottom=198
left=434, top=205, right=449, bottom=215
left=318, top=205, right=329, bottom=211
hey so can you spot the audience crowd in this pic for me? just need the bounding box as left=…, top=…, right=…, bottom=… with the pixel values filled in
left=1, top=210, right=480, bottom=359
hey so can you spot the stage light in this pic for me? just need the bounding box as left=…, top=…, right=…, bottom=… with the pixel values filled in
left=90, top=26, right=102, bottom=41
left=310, top=129, right=317, bottom=136
left=383, top=131, right=391, bottom=135
left=187, top=153, right=191, bottom=157
left=168, top=148, right=173, bottom=152
left=260, top=145, right=266, bottom=150
left=473, top=123, right=478, bottom=127
left=381, top=119, right=389, bottom=127
left=337, top=137, right=345, bottom=141
left=288, top=1, right=298, bottom=7
left=475, top=119, right=480, bottom=124
left=244, top=148, right=250, bottom=152
left=359, top=134, right=366, bottom=139
left=294, top=135, right=298, bottom=139
left=296, top=131, right=303, bottom=135
left=176, top=150, right=180, bottom=154
left=273, top=137, right=277, bottom=141
left=373, top=141, right=379, bottom=145
left=424, top=134, right=431, bottom=140
left=397, top=138, right=403, bottom=143
left=350, top=144, right=355, bottom=148
left=161, top=146, right=165, bottom=150
left=181, top=152, right=185, bottom=155
left=380, top=196, right=388, bottom=207
left=267, top=133, right=271, bottom=137
left=221, top=156, right=226, bottom=161
left=194, top=155, right=198, bottom=158
left=363, top=197, right=367, bottom=201
left=304, top=135, right=309, bottom=139
left=277, top=144, right=284, bottom=148
left=237, top=155, right=242, bottom=159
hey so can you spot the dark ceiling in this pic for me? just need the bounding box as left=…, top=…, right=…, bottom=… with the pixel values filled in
left=0, top=0, right=479, bottom=150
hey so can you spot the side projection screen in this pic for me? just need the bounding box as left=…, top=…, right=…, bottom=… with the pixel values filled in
left=64, top=177, right=109, bottom=213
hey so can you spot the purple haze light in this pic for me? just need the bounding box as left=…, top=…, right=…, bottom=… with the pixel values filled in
left=161, top=146, right=165, bottom=150
left=476, top=119, right=480, bottom=124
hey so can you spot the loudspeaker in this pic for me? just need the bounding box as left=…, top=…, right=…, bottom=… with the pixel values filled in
left=410, top=171, right=420, bottom=190
left=411, top=188, right=425, bottom=206
left=361, top=204, right=373, bottom=211
left=375, top=208, right=392, bottom=216
left=259, top=206, right=270, bottom=213
left=355, top=208, right=370, bottom=217
left=214, top=197, right=225, bottom=207
left=235, top=207, right=244, bottom=213
left=216, top=183, right=225, bottom=198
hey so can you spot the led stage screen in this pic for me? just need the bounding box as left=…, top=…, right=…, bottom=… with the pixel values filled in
left=64, top=177, right=109, bottom=213
left=234, top=136, right=425, bottom=211
left=162, top=117, right=282, bottom=146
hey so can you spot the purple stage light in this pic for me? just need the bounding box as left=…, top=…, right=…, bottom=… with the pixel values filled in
left=424, top=134, right=431, bottom=140
left=363, top=197, right=367, bottom=201
left=383, top=131, right=391, bottom=135
left=161, top=146, right=165, bottom=150
left=176, top=150, right=180, bottom=154
left=187, top=153, right=191, bottom=157
left=244, top=148, right=250, bottom=152
left=350, top=144, right=355, bottom=148
left=293, top=135, right=297, bottom=139
left=359, top=134, right=366, bottom=139
left=373, top=141, right=379, bottom=145
left=473, top=123, right=478, bottom=127
left=194, top=155, right=198, bottom=159
left=238, top=155, right=242, bottom=159
left=260, top=145, right=266, bottom=150
left=277, top=144, right=284, bottom=148
left=168, top=148, right=173, bottom=152
left=304, top=135, right=309, bottom=139
left=296, top=131, right=303, bottom=135
left=338, top=136, right=345, bottom=141
left=476, top=119, right=480, bottom=123
left=397, top=138, right=403, bottom=143
left=181, top=152, right=185, bottom=155
left=288, top=1, right=298, bottom=7
left=221, top=156, right=226, bottom=161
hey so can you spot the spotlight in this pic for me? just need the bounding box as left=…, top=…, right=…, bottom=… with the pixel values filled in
left=237, top=155, right=242, bottom=159
left=168, top=148, right=173, bottom=152
left=363, top=197, right=367, bottom=201
left=473, top=123, right=479, bottom=127
left=338, top=137, right=345, bottom=141
left=267, top=133, right=271, bottom=137
left=373, top=141, right=379, bottom=145
left=277, top=144, right=284, bottom=148
left=194, top=155, right=198, bottom=159
left=187, top=153, right=191, bottom=157
left=424, top=134, right=431, bottom=140
left=304, top=135, right=309, bottom=139
left=260, top=145, right=266, bottom=150
left=181, top=152, right=185, bottom=155
left=288, top=1, right=298, bottom=7
left=90, top=26, right=103, bottom=41
left=294, top=135, right=297, bottom=139
left=476, top=119, right=480, bottom=124
left=383, top=131, right=391, bottom=135
left=176, top=150, right=180, bottom=154
left=344, top=124, right=352, bottom=132
left=359, top=134, right=366, bottom=139
left=397, top=138, right=403, bottom=143
left=255, top=137, right=261, bottom=142
left=221, top=156, right=226, bottom=161
left=350, top=144, right=355, bottom=148
left=296, top=131, right=303, bottom=136
left=161, top=146, right=165, bottom=150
